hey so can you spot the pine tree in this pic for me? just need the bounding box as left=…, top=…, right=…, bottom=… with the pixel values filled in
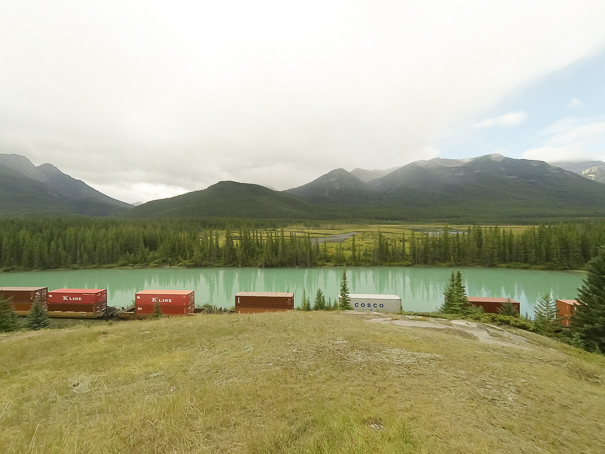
left=533, top=294, right=559, bottom=335
left=572, top=246, right=605, bottom=352
left=441, top=272, right=458, bottom=313
left=313, top=289, right=326, bottom=311
left=339, top=270, right=352, bottom=310
left=498, top=300, right=519, bottom=317
left=440, top=271, right=469, bottom=315
left=454, top=271, right=470, bottom=312
left=0, top=297, right=19, bottom=332
left=326, top=297, right=334, bottom=310
left=26, top=297, right=50, bottom=330
left=300, top=290, right=311, bottom=311
left=152, top=301, right=163, bottom=319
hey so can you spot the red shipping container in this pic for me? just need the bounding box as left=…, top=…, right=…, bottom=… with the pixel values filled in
left=48, top=289, right=107, bottom=318
left=0, top=287, right=48, bottom=316
left=135, top=290, right=195, bottom=317
left=556, top=299, right=579, bottom=327
left=467, top=297, right=520, bottom=314
left=235, top=292, right=294, bottom=313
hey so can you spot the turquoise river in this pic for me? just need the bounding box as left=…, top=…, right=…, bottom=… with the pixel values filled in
left=0, top=267, right=585, bottom=316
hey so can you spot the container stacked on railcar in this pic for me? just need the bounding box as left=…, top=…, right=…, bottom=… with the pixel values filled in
left=0, top=287, right=48, bottom=316
left=134, top=290, right=195, bottom=318
left=556, top=299, right=579, bottom=327
left=235, top=291, right=294, bottom=313
left=48, top=289, right=107, bottom=319
left=467, top=297, right=520, bottom=314
left=346, top=294, right=402, bottom=313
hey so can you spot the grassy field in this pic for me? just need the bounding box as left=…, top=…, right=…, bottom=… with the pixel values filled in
left=1, top=311, right=604, bottom=453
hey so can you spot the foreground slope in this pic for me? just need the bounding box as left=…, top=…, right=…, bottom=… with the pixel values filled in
left=1, top=311, right=604, bottom=453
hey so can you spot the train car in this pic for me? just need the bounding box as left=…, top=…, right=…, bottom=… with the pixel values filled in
left=235, top=292, right=294, bottom=314
left=467, top=297, right=520, bottom=314
left=346, top=294, right=402, bottom=313
left=0, top=287, right=48, bottom=316
left=47, top=289, right=107, bottom=318
left=134, top=290, right=195, bottom=318
left=556, top=299, right=579, bottom=327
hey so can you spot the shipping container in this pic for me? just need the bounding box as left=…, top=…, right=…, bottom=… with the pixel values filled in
left=48, top=289, right=107, bottom=318
left=467, top=297, right=520, bottom=314
left=556, top=299, right=579, bottom=327
left=344, top=294, right=402, bottom=313
left=235, top=292, right=294, bottom=313
left=135, top=290, right=195, bottom=318
left=0, top=287, right=48, bottom=316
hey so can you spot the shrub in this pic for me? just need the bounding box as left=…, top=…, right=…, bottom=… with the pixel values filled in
left=498, top=300, right=519, bottom=317
left=26, top=298, right=50, bottom=330
left=0, top=297, right=19, bottom=332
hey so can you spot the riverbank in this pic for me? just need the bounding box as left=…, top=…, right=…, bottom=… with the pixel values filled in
left=1, top=311, right=603, bottom=453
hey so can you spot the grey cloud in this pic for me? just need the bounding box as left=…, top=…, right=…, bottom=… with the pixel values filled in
left=2, top=1, right=605, bottom=203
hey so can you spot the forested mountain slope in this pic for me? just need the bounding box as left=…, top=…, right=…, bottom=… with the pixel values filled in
left=0, top=154, right=131, bottom=217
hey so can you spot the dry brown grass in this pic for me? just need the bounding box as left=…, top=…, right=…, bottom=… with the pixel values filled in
left=1, top=311, right=604, bottom=453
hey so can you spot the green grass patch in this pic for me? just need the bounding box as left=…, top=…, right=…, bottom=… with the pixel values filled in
left=1, top=312, right=604, bottom=453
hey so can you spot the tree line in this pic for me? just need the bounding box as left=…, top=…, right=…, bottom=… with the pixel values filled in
left=2, top=218, right=605, bottom=271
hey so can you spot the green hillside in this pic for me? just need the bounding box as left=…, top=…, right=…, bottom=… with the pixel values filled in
left=126, top=181, right=342, bottom=219
left=0, top=166, right=74, bottom=217
left=285, top=168, right=377, bottom=205
left=0, top=154, right=131, bottom=217
left=359, top=155, right=605, bottom=221
left=1, top=311, right=604, bottom=453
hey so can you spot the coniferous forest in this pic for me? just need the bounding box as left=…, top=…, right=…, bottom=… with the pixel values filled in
left=1, top=218, right=605, bottom=272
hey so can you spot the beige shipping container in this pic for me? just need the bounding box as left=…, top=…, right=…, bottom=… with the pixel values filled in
left=344, top=294, right=402, bottom=313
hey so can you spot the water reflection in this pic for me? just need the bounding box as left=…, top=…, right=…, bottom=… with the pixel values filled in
left=1, top=267, right=584, bottom=315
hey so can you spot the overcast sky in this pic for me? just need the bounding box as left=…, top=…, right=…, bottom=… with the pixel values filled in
left=2, top=0, right=605, bottom=204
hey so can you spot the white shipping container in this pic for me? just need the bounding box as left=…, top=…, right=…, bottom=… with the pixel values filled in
left=340, top=294, right=402, bottom=313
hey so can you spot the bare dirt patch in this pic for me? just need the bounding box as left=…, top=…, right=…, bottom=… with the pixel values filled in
left=345, top=310, right=533, bottom=350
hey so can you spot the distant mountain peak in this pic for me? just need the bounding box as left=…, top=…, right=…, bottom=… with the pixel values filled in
left=286, top=168, right=375, bottom=205
left=415, top=157, right=470, bottom=168
left=0, top=153, right=131, bottom=217
left=552, top=160, right=605, bottom=184
left=486, top=153, right=505, bottom=161
left=350, top=166, right=400, bottom=183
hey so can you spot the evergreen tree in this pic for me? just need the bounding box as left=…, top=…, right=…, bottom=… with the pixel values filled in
left=533, top=294, right=559, bottom=335
left=498, top=299, right=519, bottom=317
left=573, top=246, right=605, bottom=352
left=440, top=271, right=469, bottom=315
left=441, top=272, right=458, bottom=313
left=300, top=290, right=311, bottom=311
left=26, top=297, right=50, bottom=330
left=454, top=271, right=469, bottom=312
left=326, top=297, right=334, bottom=311
left=339, top=270, right=352, bottom=310
left=0, top=297, right=19, bottom=332
left=313, top=289, right=326, bottom=311
left=152, top=301, right=163, bottom=319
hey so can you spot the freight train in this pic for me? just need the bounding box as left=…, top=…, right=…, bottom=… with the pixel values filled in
left=0, top=287, right=198, bottom=320
left=0, top=287, right=301, bottom=319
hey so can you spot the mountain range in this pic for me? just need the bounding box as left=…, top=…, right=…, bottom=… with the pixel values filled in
left=3, top=152, right=605, bottom=222
left=126, top=154, right=605, bottom=222
left=0, top=154, right=131, bottom=217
